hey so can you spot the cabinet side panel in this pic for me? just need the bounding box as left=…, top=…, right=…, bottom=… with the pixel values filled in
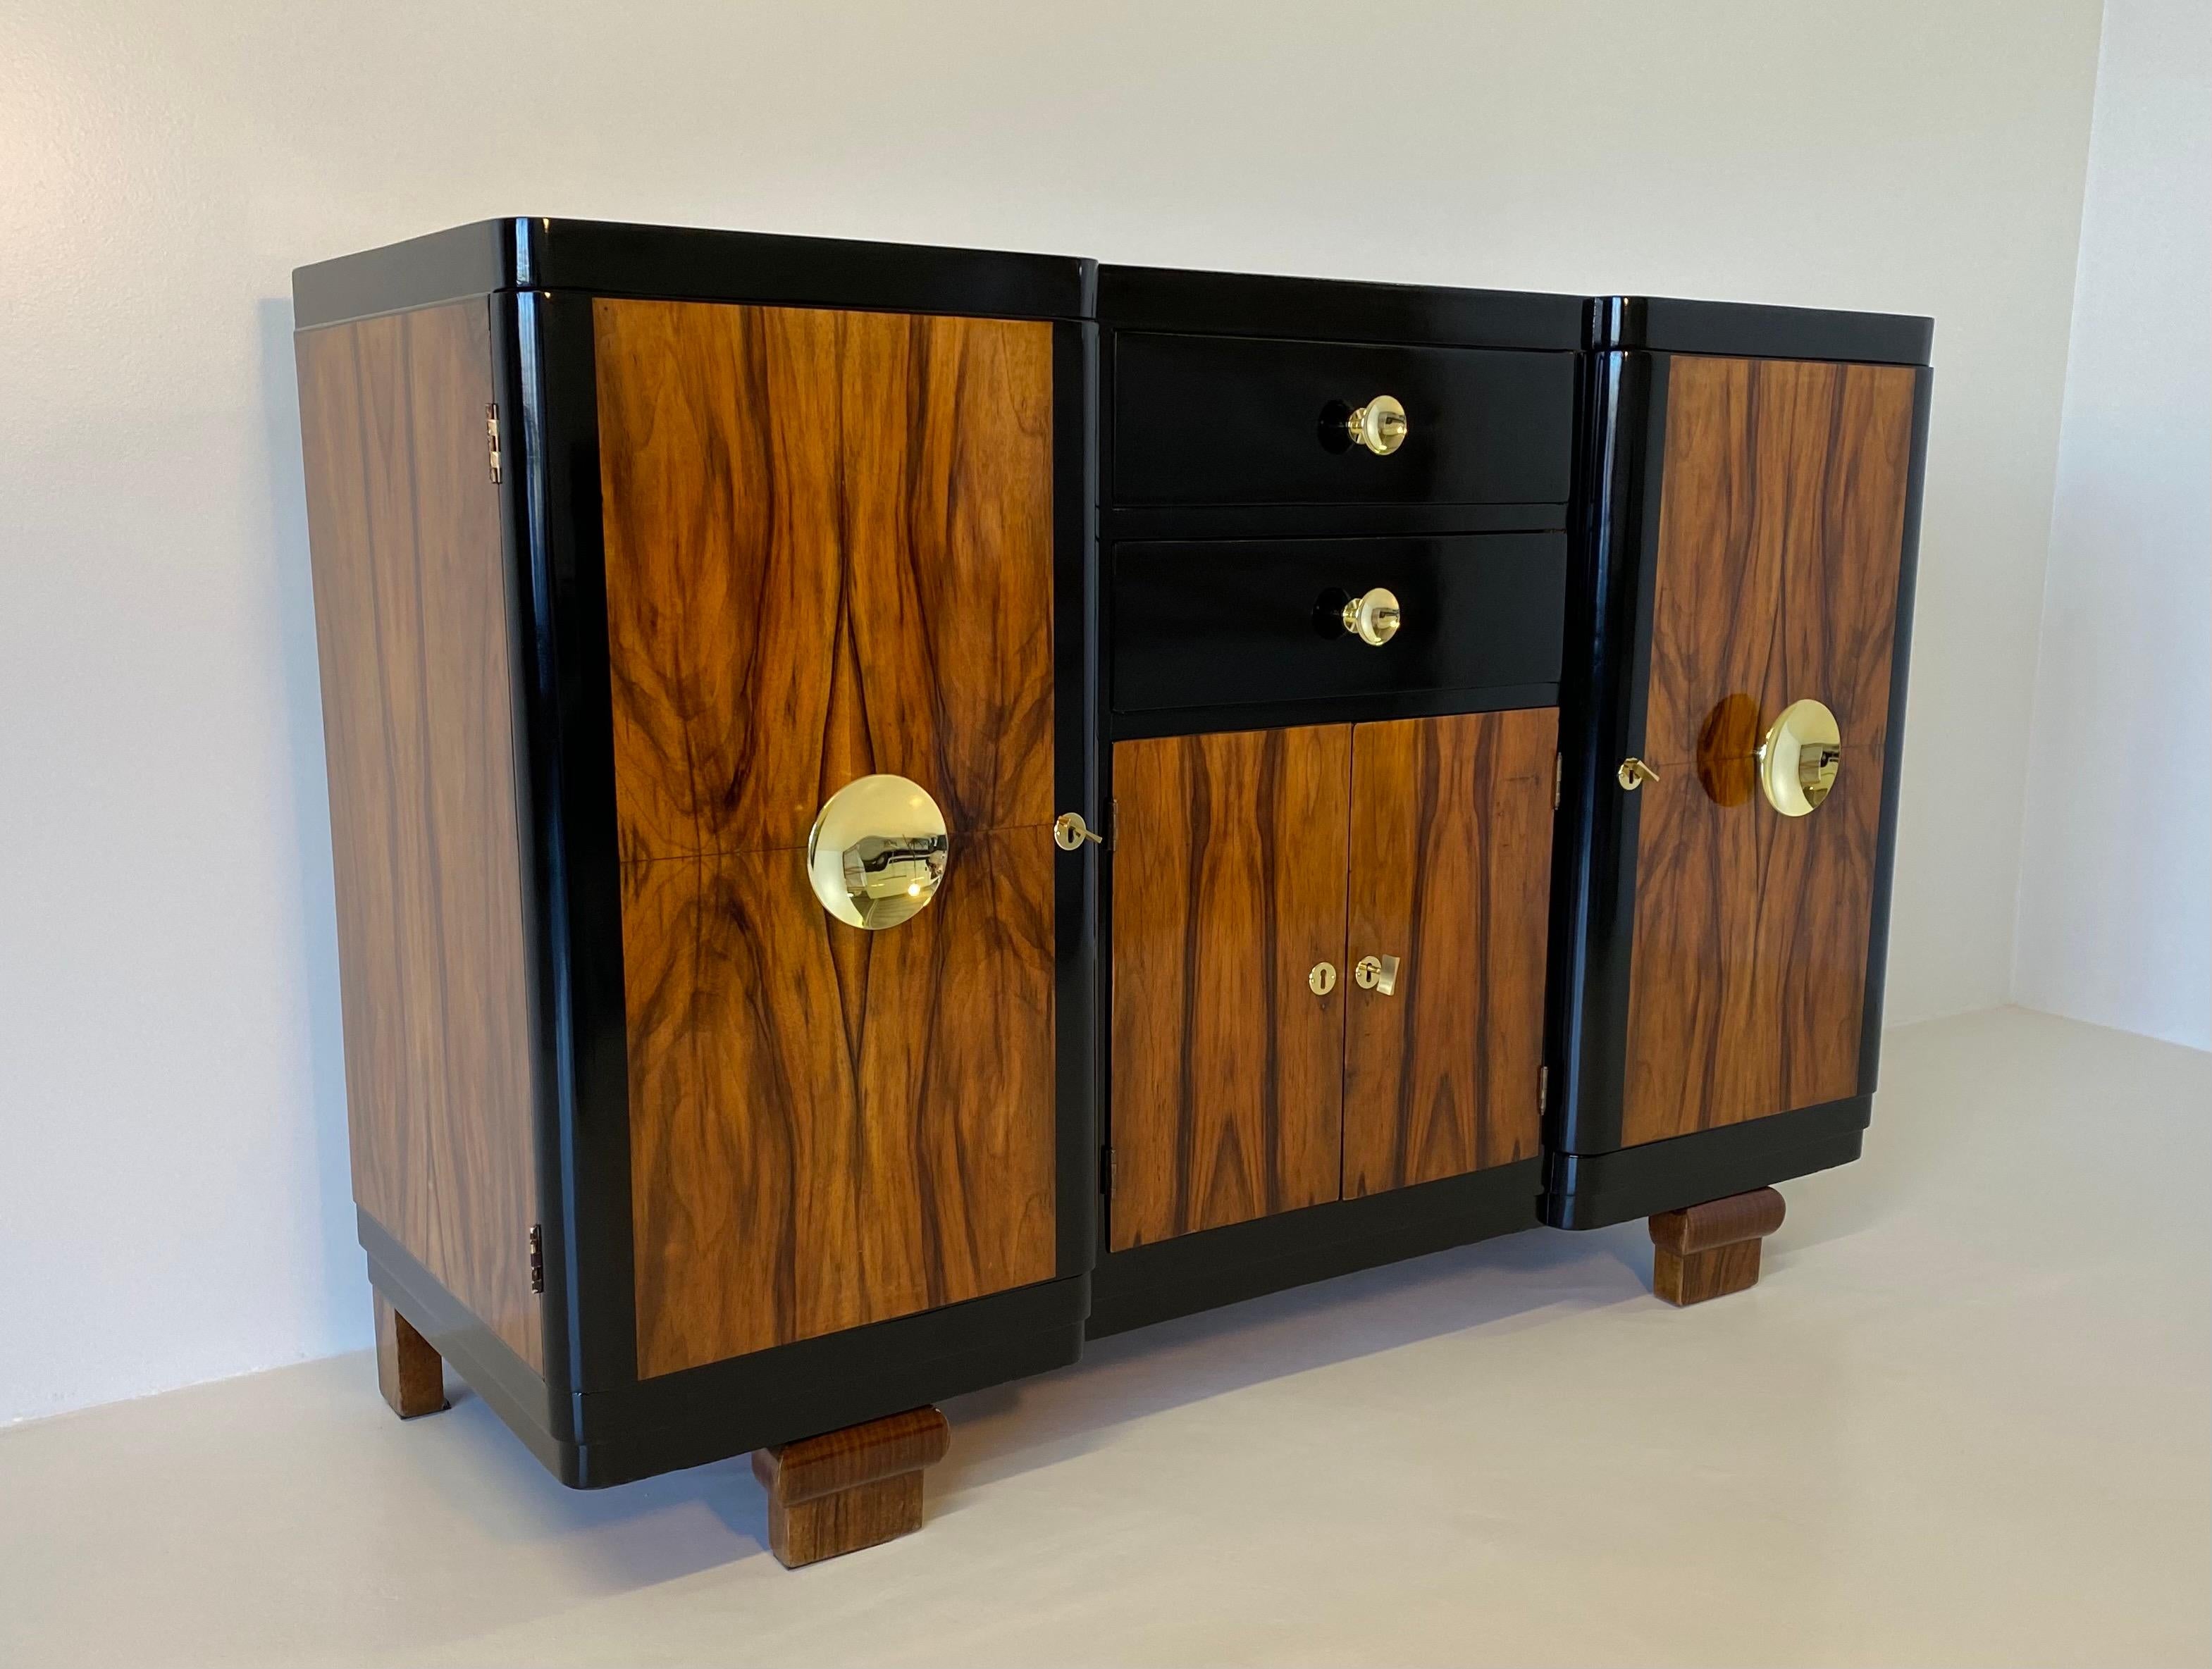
left=295, top=302, right=543, bottom=1371
left=1621, top=354, right=1914, bottom=1145
left=1110, top=726, right=1349, bottom=1250
left=1344, top=709, right=1557, bottom=1196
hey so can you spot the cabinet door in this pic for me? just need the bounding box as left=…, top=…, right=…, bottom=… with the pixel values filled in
left=1343, top=710, right=1557, bottom=1196
left=594, top=298, right=1061, bottom=1377
left=1621, top=354, right=1917, bottom=1144
left=1110, top=726, right=1351, bottom=1250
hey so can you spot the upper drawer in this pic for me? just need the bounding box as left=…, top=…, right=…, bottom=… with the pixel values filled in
left=1113, top=332, right=1575, bottom=508
left=1113, top=532, right=1566, bottom=716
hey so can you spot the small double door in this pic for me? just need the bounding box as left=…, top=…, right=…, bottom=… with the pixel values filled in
left=1108, top=707, right=1558, bottom=1251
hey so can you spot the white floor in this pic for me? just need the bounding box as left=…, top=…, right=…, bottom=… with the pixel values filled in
left=3, top=1007, right=2206, bottom=1668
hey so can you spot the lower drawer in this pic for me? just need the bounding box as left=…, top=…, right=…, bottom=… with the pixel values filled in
left=1111, top=532, right=1567, bottom=716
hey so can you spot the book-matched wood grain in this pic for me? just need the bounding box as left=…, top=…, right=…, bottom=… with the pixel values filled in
left=296, top=302, right=544, bottom=1374
left=593, top=297, right=1060, bottom=1375
left=1640, top=356, right=1916, bottom=771
left=1623, top=354, right=1915, bottom=1146
left=1110, top=726, right=1352, bottom=1251
left=1342, top=709, right=1557, bottom=1196
left=621, top=837, right=1057, bottom=1376
left=593, top=298, right=1056, bottom=862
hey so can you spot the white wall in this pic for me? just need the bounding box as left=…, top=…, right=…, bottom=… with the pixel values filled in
left=2015, top=0, right=2212, bottom=1050
left=0, top=0, right=2105, bottom=1425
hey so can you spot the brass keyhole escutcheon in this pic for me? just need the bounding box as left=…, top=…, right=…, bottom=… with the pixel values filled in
left=806, top=775, right=949, bottom=929
left=1756, top=698, right=1842, bottom=817
left=1617, top=757, right=1661, bottom=791
left=1054, top=811, right=1104, bottom=850
left=1342, top=588, right=1402, bottom=646
left=1308, top=961, right=1337, bottom=996
left=1353, top=953, right=1400, bottom=995
left=1347, top=394, right=1409, bottom=454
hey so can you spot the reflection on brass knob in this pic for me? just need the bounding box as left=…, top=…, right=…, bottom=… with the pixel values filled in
left=1347, top=394, right=1409, bottom=455
left=1353, top=953, right=1400, bottom=995
left=1342, top=588, right=1402, bottom=646
left=1308, top=961, right=1337, bottom=996
left=1617, top=757, right=1661, bottom=790
left=1054, top=811, right=1103, bottom=850
left=807, top=775, right=948, bottom=929
left=1756, top=698, right=1842, bottom=817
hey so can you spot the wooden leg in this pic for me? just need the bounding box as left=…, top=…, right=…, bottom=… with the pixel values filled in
left=1648, top=1186, right=1786, bottom=1305
left=373, top=1293, right=449, bottom=1418
left=751, top=1406, right=951, bottom=1569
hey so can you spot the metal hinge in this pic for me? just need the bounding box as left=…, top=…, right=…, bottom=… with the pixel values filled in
left=1538, top=1065, right=1550, bottom=1116
left=1109, top=798, right=1119, bottom=852
left=1101, top=1145, right=1117, bottom=1196
left=1553, top=752, right=1563, bottom=811
left=486, top=404, right=502, bottom=483
left=527, top=1223, right=545, bottom=1293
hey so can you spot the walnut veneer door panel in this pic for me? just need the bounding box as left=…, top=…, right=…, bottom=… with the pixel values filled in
left=593, top=298, right=1059, bottom=1376
left=296, top=302, right=543, bottom=1374
left=595, top=298, right=1056, bottom=861
left=1110, top=726, right=1351, bottom=1251
left=1342, top=710, right=1557, bottom=1196
left=1622, top=355, right=1916, bottom=1145
left=622, top=836, right=1056, bottom=1376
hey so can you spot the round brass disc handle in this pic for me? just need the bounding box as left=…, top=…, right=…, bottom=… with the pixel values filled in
left=1308, top=962, right=1337, bottom=996
left=1053, top=811, right=1104, bottom=850
left=1617, top=757, right=1661, bottom=791
left=1353, top=953, right=1400, bottom=995
left=807, top=774, right=949, bottom=929
left=1757, top=698, right=1842, bottom=817
left=1347, top=394, right=1409, bottom=455
left=1342, top=587, right=1402, bottom=646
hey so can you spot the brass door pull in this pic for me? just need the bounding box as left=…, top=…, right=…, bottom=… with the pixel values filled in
left=1617, top=757, right=1661, bottom=791
left=1053, top=811, right=1104, bottom=850
left=1347, top=394, right=1409, bottom=455
left=1353, top=953, right=1400, bottom=995
left=1756, top=699, right=1841, bottom=816
left=1308, top=962, right=1337, bottom=995
left=807, top=775, right=949, bottom=930
left=1342, top=588, right=1402, bottom=646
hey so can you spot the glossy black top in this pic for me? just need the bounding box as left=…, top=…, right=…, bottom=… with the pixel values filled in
left=1590, top=295, right=1934, bottom=366
left=1100, top=263, right=1583, bottom=352
left=291, top=217, right=1096, bottom=329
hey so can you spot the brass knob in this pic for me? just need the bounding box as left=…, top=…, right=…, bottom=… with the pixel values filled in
left=1756, top=699, right=1841, bottom=817
left=1353, top=953, right=1400, bottom=995
left=1308, top=962, right=1337, bottom=996
left=1342, top=588, right=1402, bottom=646
left=1347, top=395, right=1409, bottom=455
left=1617, top=757, right=1661, bottom=791
left=806, top=775, right=948, bottom=929
left=1053, top=811, right=1104, bottom=850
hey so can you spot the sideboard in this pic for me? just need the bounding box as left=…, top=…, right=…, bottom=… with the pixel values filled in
left=292, top=218, right=1929, bottom=1565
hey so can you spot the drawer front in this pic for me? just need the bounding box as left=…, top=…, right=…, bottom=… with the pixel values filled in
left=1113, top=332, right=1574, bottom=507
left=1113, top=533, right=1567, bottom=715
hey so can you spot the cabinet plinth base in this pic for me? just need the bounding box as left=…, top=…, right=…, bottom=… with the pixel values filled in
left=373, top=1293, right=449, bottom=1419
left=751, top=1406, right=951, bottom=1568
left=1648, top=1186, right=1786, bottom=1305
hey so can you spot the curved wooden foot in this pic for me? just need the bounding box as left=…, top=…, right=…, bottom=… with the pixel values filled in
left=373, top=1293, right=449, bottom=1418
left=752, top=1406, right=951, bottom=1568
left=1649, top=1186, right=1786, bottom=1305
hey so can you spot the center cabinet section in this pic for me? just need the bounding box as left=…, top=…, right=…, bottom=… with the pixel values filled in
left=592, top=297, right=1062, bottom=1379
left=1109, top=708, right=1558, bottom=1251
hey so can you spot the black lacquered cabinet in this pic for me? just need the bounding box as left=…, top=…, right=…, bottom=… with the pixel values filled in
left=292, top=217, right=1929, bottom=1567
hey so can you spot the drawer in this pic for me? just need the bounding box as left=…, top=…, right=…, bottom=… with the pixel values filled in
left=1112, top=533, right=1567, bottom=715
left=1113, top=332, right=1575, bottom=507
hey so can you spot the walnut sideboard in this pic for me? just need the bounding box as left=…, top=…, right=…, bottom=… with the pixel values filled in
left=292, top=219, right=1930, bottom=1566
